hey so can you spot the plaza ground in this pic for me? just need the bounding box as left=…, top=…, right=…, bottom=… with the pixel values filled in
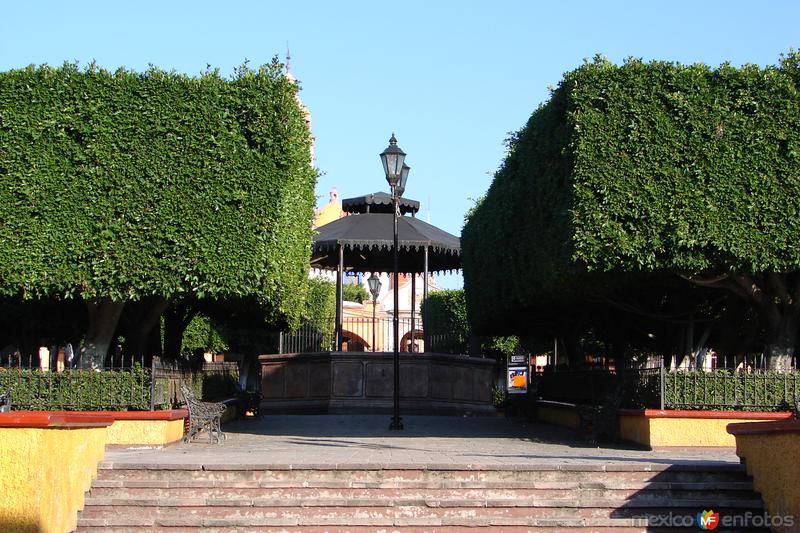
left=103, top=414, right=739, bottom=468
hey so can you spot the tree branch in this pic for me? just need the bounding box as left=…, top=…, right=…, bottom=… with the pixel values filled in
left=679, top=273, right=730, bottom=287
left=732, top=274, right=781, bottom=330
left=718, top=276, right=757, bottom=303
left=766, top=271, right=791, bottom=308
left=596, top=296, right=720, bottom=324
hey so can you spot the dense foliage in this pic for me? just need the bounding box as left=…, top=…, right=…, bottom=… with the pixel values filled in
left=0, top=362, right=240, bottom=410
left=304, top=278, right=336, bottom=324
left=343, top=282, right=370, bottom=304
left=463, top=53, right=800, bottom=368
left=664, top=369, right=800, bottom=411
left=0, top=365, right=153, bottom=410
left=181, top=314, right=228, bottom=356
left=0, top=60, right=316, bottom=321
left=421, top=289, right=470, bottom=354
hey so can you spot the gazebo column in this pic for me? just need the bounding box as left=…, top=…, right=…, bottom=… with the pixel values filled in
left=423, top=246, right=429, bottom=351
left=335, top=244, right=344, bottom=351
left=410, top=272, right=416, bottom=353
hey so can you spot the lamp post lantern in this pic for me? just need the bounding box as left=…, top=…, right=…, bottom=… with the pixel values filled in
left=380, top=133, right=407, bottom=431
left=367, top=273, right=382, bottom=353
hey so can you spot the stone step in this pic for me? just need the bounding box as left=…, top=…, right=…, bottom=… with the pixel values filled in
left=75, top=511, right=771, bottom=530
left=81, top=463, right=767, bottom=532
left=95, top=465, right=752, bottom=486
left=77, top=525, right=769, bottom=533
left=85, top=485, right=760, bottom=503
left=90, top=477, right=755, bottom=491
left=78, top=503, right=766, bottom=521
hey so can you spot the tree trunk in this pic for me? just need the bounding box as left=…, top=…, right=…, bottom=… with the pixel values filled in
left=129, top=297, right=170, bottom=360
left=765, top=315, right=798, bottom=371
left=676, top=317, right=694, bottom=369
left=80, top=298, right=125, bottom=369
left=565, top=324, right=585, bottom=368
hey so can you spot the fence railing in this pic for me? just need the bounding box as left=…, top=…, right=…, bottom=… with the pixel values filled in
left=535, top=366, right=800, bottom=412
left=279, top=314, right=464, bottom=355
left=665, top=368, right=800, bottom=411
left=0, top=354, right=239, bottom=411
left=151, top=357, right=239, bottom=409
left=0, top=354, right=152, bottom=410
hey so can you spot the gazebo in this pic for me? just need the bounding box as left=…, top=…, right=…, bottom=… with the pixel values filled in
left=312, top=193, right=461, bottom=351
left=259, top=138, right=494, bottom=417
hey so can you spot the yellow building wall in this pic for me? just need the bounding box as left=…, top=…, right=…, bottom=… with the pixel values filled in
left=314, top=200, right=342, bottom=227
left=106, top=418, right=185, bottom=446
left=0, top=426, right=107, bottom=533
left=733, top=431, right=800, bottom=533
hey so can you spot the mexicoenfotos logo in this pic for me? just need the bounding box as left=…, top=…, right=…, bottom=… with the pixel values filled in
left=697, top=510, right=720, bottom=530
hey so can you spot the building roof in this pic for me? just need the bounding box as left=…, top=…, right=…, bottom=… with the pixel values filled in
left=341, top=191, right=420, bottom=216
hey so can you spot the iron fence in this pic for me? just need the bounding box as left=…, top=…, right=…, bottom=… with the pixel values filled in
left=151, top=357, right=239, bottom=408
left=666, top=368, right=800, bottom=411
left=0, top=353, right=239, bottom=411
left=535, top=366, right=800, bottom=412
left=0, top=353, right=151, bottom=410
left=279, top=314, right=457, bottom=354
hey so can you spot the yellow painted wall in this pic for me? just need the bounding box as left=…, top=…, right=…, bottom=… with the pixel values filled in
left=314, top=200, right=342, bottom=227
left=0, top=427, right=106, bottom=533
left=106, top=418, right=185, bottom=446
left=619, top=416, right=781, bottom=447
left=734, top=432, right=800, bottom=533
left=536, top=404, right=580, bottom=430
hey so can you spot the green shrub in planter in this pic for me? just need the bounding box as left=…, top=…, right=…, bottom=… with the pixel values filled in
left=664, top=369, right=800, bottom=411
left=0, top=365, right=152, bottom=410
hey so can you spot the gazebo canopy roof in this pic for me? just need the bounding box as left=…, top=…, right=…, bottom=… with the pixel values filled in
left=312, top=213, right=460, bottom=274
left=341, top=191, right=420, bottom=216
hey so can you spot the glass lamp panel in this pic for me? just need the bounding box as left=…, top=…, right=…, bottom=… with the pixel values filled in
left=397, top=164, right=410, bottom=197
left=367, top=273, right=382, bottom=299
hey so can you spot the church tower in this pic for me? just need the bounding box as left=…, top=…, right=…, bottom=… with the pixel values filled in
left=285, top=48, right=316, bottom=166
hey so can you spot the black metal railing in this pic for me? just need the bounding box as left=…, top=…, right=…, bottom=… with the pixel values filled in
left=279, top=314, right=463, bottom=354
left=536, top=366, right=800, bottom=412
left=0, top=353, right=239, bottom=411
left=0, top=353, right=152, bottom=411
left=665, top=368, right=800, bottom=411
left=151, top=357, right=239, bottom=408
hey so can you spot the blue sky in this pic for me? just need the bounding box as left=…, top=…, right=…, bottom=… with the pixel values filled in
left=2, top=1, right=798, bottom=288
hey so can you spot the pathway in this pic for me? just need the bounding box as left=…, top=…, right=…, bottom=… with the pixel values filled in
left=103, top=415, right=740, bottom=469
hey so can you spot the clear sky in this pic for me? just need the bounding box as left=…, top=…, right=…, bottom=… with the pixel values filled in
left=2, top=1, right=798, bottom=289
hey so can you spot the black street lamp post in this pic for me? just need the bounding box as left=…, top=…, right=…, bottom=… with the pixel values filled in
left=367, top=273, right=382, bottom=353
left=380, top=133, right=408, bottom=431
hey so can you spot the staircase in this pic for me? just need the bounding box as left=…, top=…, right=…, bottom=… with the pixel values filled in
left=76, top=461, right=769, bottom=532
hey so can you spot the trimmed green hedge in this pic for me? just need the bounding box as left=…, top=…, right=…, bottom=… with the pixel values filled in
left=0, top=366, right=153, bottom=410
left=665, top=369, right=800, bottom=411
left=0, top=364, right=240, bottom=411
left=0, top=60, right=316, bottom=327
left=537, top=368, right=799, bottom=411
left=421, top=290, right=470, bottom=354
left=462, top=52, right=800, bottom=333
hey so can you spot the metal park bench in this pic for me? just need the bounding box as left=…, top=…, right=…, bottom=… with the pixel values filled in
left=0, top=390, right=10, bottom=413
left=576, top=386, right=624, bottom=445
left=180, top=384, right=227, bottom=444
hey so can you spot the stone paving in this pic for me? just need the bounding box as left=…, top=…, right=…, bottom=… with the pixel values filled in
left=103, top=415, right=741, bottom=469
